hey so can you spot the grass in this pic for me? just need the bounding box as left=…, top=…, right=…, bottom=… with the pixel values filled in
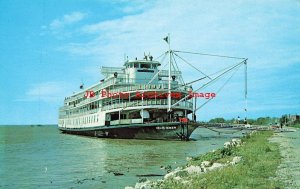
left=153, top=131, right=284, bottom=189
left=291, top=124, right=300, bottom=128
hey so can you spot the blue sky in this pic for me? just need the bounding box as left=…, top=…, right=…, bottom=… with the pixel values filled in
left=0, top=0, right=299, bottom=124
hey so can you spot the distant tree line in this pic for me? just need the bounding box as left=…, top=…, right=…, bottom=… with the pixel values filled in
left=280, top=114, right=300, bottom=128
left=208, top=117, right=280, bottom=125
left=209, top=115, right=300, bottom=128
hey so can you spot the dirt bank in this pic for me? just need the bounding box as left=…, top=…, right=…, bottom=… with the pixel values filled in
left=270, top=129, right=300, bottom=188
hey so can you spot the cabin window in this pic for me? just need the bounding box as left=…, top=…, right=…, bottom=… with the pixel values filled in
left=134, top=63, right=139, bottom=68
left=141, top=64, right=150, bottom=69
left=130, top=63, right=133, bottom=68
left=152, top=64, right=157, bottom=69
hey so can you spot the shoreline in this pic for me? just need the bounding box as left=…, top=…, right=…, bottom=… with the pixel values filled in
left=127, top=130, right=285, bottom=189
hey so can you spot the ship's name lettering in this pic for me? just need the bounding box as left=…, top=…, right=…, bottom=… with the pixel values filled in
left=155, top=126, right=177, bottom=130
left=84, top=89, right=217, bottom=99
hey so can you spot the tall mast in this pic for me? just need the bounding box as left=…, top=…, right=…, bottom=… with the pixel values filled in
left=167, top=33, right=171, bottom=112
left=244, top=59, right=248, bottom=124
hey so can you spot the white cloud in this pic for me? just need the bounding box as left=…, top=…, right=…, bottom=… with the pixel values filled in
left=51, top=0, right=300, bottom=119
left=45, top=11, right=88, bottom=38
left=60, top=0, right=300, bottom=70
left=27, top=82, right=62, bottom=96
left=116, top=0, right=153, bottom=14
left=48, top=12, right=87, bottom=34
left=15, top=82, right=73, bottom=102
left=50, top=11, right=87, bottom=30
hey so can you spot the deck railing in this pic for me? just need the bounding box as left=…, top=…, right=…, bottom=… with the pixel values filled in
left=102, top=99, right=193, bottom=111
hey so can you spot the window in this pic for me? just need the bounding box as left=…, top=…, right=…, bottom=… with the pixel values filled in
left=152, top=64, right=157, bottom=69
left=141, top=64, right=150, bottom=69
left=134, top=63, right=139, bottom=68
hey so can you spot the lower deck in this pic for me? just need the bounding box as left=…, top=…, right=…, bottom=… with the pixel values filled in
left=59, top=121, right=198, bottom=140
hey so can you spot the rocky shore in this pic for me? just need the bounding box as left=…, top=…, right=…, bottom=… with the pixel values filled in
left=125, top=136, right=245, bottom=189
left=126, top=130, right=285, bottom=189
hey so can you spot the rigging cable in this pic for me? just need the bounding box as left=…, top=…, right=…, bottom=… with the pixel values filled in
left=154, top=51, right=168, bottom=61
left=183, top=61, right=246, bottom=86
left=173, top=52, right=212, bottom=80
left=172, top=60, right=245, bottom=107
left=185, top=76, right=207, bottom=85
left=173, top=50, right=247, bottom=60
left=171, top=52, right=185, bottom=85
left=147, top=53, right=168, bottom=85
left=195, top=62, right=243, bottom=112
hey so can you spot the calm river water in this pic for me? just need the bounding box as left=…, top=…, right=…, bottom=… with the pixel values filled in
left=0, top=125, right=242, bottom=189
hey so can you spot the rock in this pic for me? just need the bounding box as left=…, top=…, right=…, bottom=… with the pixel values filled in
left=125, top=187, right=134, bottom=189
left=184, top=165, right=202, bottom=174
left=134, top=180, right=151, bottom=189
left=201, top=161, right=210, bottom=167
left=231, top=156, right=242, bottom=165
left=224, top=141, right=232, bottom=148
left=164, top=170, right=178, bottom=179
left=173, top=176, right=181, bottom=181
left=164, top=168, right=187, bottom=179
left=207, top=163, right=226, bottom=171
left=186, top=157, right=192, bottom=161
left=231, top=138, right=242, bottom=146
left=174, top=167, right=183, bottom=171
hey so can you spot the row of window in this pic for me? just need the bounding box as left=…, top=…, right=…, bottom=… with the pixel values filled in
left=68, top=91, right=101, bottom=106
left=67, top=101, right=101, bottom=115
left=126, top=63, right=158, bottom=69
left=62, top=114, right=99, bottom=126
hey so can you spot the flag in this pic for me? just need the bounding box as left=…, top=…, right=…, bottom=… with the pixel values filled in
left=163, top=36, right=169, bottom=44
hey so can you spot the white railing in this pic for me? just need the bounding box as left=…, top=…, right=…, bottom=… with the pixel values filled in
left=158, top=70, right=182, bottom=77
left=102, top=99, right=193, bottom=111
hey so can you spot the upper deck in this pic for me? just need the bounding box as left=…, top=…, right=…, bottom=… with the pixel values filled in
left=63, top=57, right=189, bottom=107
